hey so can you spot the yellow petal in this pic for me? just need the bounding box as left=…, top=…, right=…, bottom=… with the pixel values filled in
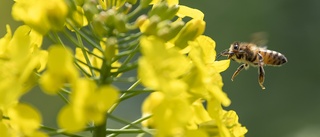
left=195, top=35, right=216, bottom=63
left=185, top=130, right=208, bottom=137
left=176, top=5, right=204, bottom=20
left=96, top=85, right=119, bottom=111
left=212, top=60, right=230, bottom=73
left=141, top=92, right=165, bottom=127
left=0, top=122, right=10, bottom=137
left=8, top=103, right=42, bottom=136
left=58, top=105, right=86, bottom=133
left=40, top=72, right=65, bottom=94
left=31, top=131, right=49, bottom=137
left=0, top=25, right=12, bottom=58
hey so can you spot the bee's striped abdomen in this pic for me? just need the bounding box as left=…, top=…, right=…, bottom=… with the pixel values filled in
left=259, top=49, right=287, bottom=66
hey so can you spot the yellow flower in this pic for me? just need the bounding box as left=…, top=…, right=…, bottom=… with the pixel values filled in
left=58, top=79, right=119, bottom=133
left=185, top=35, right=231, bottom=106
left=138, top=36, right=190, bottom=95
left=197, top=99, right=248, bottom=137
left=0, top=103, right=48, bottom=137
left=0, top=25, right=46, bottom=107
left=141, top=92, right=192, bottom=136
left=12, top=0, right=68, bottom=34
left=222, top=110, right=248, bottom=137
left=39, top=45, right=78, bottom=95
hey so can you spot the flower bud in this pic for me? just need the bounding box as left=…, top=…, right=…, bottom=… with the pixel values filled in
left=140, top=16, right=161, bottom=35
left=174, top=19, right=205, bottom=49
left=83, top=0, right=99, bottom=21
left=157, top=20, right=184, bottom=41
left=113, top=13, right=128, bottom=33
left=91, top=12, right=111, bottom=38
left=127, top=0, right=137, bottom=4
left=103, top=37, right=118, bottom=63
left=148, top=2, right=179, bottom=21
left=135, top=15, right=148, bottom=28
left=140, top=0, right=152, bottom=8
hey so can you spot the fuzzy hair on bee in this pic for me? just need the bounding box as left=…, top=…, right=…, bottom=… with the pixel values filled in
left=218, top=41, right=287, bottom=89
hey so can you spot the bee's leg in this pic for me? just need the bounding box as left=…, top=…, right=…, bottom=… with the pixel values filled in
left=231, top=64, right=248, bottom=81
left=257, top=53, right=266, bottom=89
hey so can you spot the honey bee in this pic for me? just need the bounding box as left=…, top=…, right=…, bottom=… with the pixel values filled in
left=219, top=41, right=287, bottom=89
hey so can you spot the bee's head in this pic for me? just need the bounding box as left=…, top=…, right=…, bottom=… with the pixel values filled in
left=217, top=42, right=243, bottom=59
left=230, top=42, right=240, bottom=52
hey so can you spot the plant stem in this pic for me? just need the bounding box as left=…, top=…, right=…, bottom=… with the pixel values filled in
left=93, top=122, right=107, bottom=137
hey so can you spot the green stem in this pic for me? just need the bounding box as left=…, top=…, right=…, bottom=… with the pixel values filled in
left=108, top=79, right=141, bottom=114
left=112, top=47, right=139, bottom=63
left=93, top=123, right=107, bottom=137
left=107, top=114, right=153, bottom=137
left=111, top=61, right=138, bottom=76
left=106, top=129, right=149, bottom=134
left=119, top=90, right=154, bottom=102
left=108, top=114, right=141, bottom=129
left=63, top=29, right=104, bottom=60
left=127, top=5, right=143, bottom=19
left=74, top=61, right=94, bottom=77
left=58, top=91, right=69, bottom=104
left=66, top=19, right=103, bottom=51
left=52, top=32, right=65, bottom=46
left=75, top=58, right=101, bottom=72
left=76, top=33, right=96, bottom=78
left=40, top=125, right=84, bottom=137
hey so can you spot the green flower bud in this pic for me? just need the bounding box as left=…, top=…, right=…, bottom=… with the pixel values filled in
left=127, top=0, right=137, bottom=4
left=148, top=2, right=179, bottom=21
left=141, top=15, right=161, bottom=35
left=135, top=15, right=148, bottom=28
left=114, top=13, right=128, bottom=33
left=140, top=0, right=152, bottom=8
left=148, top=2, right=169, bottom=19
left=104, top=9, right=117, bottom=27
left=104, top=37, right=118, bottom=63
left=157, top=20, right=184, bottom=41
left=83, top=0, right=99, bottom=21
left=118, top=3, right=132, bottom=14
left=161, top=4, right=179, bottom=20
left=174, top=19, right=205, bottom=49
left=91, top=12, right=110, bottom=38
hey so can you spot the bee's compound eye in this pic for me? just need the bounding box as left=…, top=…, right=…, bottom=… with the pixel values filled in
left=233, top=43, right=239, bottom=50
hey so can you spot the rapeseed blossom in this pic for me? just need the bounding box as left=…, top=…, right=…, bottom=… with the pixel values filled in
left=0, top=0, right=248, bottom=136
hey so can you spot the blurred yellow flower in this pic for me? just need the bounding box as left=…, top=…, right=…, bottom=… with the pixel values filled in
left=186, top=35, right=231, bottom=106
left=0, top=103, right=47, bottom=137
left=0, top=25, right=46, bottom=107
left=142, top=92, right=193, bottom=136
left=12, top=0, right=68, bottom=34
left=138, top=36, right=190, bottom=95
left=58, top=79, right=119, bottom=133
left=39, top=45, right=78, bottom=95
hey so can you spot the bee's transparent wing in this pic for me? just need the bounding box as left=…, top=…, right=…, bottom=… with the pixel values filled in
left=250, top=32, right=268, bottom=47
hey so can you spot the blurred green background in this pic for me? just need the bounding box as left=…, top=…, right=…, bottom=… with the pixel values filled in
left=1, top=0, right=320, bottom=137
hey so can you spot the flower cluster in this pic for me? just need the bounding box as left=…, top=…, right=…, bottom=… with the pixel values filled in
left=0, top=0, right=247, bottom=137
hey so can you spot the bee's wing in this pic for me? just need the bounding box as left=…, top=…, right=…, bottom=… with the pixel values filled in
left=250, top=32, right=268, bottom=47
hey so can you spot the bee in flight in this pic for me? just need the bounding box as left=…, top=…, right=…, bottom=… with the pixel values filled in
left=218, top=41, right=287, bottom=89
